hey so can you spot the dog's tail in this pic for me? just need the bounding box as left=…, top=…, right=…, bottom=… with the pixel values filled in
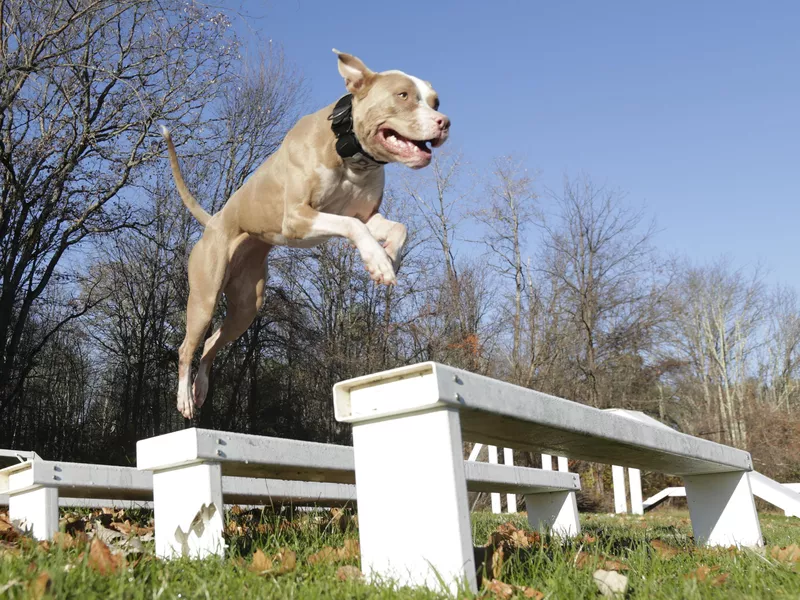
left=160, top=125, right=211, bottom=226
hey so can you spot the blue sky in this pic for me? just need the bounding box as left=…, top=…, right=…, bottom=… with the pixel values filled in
left=235, top=1, right=799, bottom=288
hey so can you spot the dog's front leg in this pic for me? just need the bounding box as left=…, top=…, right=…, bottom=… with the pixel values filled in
left=366, top=213, right=407, bottom=273
left=284, top=206, right=397, bottom=285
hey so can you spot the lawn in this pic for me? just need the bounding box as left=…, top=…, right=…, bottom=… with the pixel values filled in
left=1, top=507, right=799, bottom=599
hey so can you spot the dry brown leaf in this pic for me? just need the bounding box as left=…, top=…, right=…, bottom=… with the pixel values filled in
left=249, top=548, right=272, bottom=573
left=249, top=547, right=296, bottom=576
left=582, top=534, right=597, bottom=544
left=770, top=544, right=800, bottom=563
left=27, top=571, right=51, bottom=600
left=491, top=545, right=505, bottom=579
left=53, top=532, right=75, bottom=551
left=335, top=565, right=362, bottom=581
left=685, top=565, right=728, bottom=586
left=484, top=578, right=515, bottom=599
left=87, top=538, right=124, bottom=575
left=109, top=520, right=132, bottom=535
left=603, top=559, right=629, bottom=572
left=37, top=540, right=51, bottom=552
left=650, top=539, right=681, bottom=559
left=307, top=546, right=338, bottom=565
left=574, top=551, right=593, bottom=569
left=519, top=586, right=545, bottom=599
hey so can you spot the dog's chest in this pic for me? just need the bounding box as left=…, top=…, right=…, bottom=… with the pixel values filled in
left=313, top=165, right=384, bottom=220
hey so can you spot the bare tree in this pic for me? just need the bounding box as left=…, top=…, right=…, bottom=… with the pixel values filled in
left=538, top=174, right=658, bottom=408
left=0, top=0, right=238, bottom=415
left=472, top=156, right=538, bottom=383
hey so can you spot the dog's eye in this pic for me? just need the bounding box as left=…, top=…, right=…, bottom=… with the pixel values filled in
left=397, top=92, right=408, bottom=100
left=433, top=99, right=440, bottom=110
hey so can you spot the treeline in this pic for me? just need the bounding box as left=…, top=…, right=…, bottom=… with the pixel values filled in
left=2, top=2, right=799, bottom=500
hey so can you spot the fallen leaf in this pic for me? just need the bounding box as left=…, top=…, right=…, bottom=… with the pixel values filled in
left=519, top=586, right=545, bottom=599
left=491, top=545, right=505, bottom=579
left=307, top=546, right=338, bottom=565
left=27, top=571, right=51, bottom=600
left=249, top=548, right=272, bottom=573
left=685, top=565, right=728, bottom=586
left=484, top=578, right=515, bottom=599
left=650, top=539, right=681, bottom=559
left=593, top=569, right=628, bottom=598
left=249, top=547, right=296, bottom=576
left=53, top=532, right=75, bottom=551
left=335, top=565, right=362, bottom=581
left=582, top=534, right=597, bottom=544
left=109, top=520, right=132, bottom=535
left=770, top=544, right=800, bottom=563
left=38, top=540, right=51, bottom=552
left=87, top=538, right=124, bottom=575
left=341, top=538, right=359, bottom=560
left=93, top=522, right=124, bottom=545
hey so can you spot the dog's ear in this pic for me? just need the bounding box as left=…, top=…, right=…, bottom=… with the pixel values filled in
left=333, top=49, right=374, bottom=95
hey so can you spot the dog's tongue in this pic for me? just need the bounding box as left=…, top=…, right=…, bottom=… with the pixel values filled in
left=384, top=131, right=430, bottom=159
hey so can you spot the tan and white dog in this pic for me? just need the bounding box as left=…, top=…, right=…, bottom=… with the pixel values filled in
left=162, top=50, right=450, bottom=418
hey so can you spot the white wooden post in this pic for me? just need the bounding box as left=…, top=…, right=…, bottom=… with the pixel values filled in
left=352, top=407, right=476, bottom=594
left=541, top=453, right=553, bottom=470
left=488, top=446, right=501, bottom=514
left=152, top=462, right=225, bottom=559
left=525, top=490, right=580, bottom=537
left=8, top=466, right=58, bottom=541
left=612, top=465, right=628, bottom=514
left=557, top=456, right=569, bottom=472
left=683, top=471, right=763, bottom=547
left=629, top=468, right=643, bottom=515
left=503, top=448, right=517, bottom=513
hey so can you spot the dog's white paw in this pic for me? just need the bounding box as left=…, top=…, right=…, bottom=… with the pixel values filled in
left=362, top=246, right=397, bottom=285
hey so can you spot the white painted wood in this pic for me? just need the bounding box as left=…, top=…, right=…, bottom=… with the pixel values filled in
left=333, top=363, right=753, bottom=475
left=629, top=468, right=643, bottom=515
left=488, top=445, right=501, bottom=514
left=352, top=407, right=476, bottom=594
left=612, top=465, right=628, bottom=514
left=462, top=462, right=579, bottom=494
left=642, top=486, right=686, bottom=511
left=9, top=486, right=58, bottom=541
left=557, top=456, right=569, bottom=472
left=503, top=448, right=517, bottom=513
left=747, top=472, right=800, bottom=518
left=467, top=443, right=483, bottom=462
left=153, top=462, right=225, bottom=559
left=525, top=490, right=580, bottom=537
left=541, top=454, right=553, bottom=470
left=684, top=471, right=763, bottom=547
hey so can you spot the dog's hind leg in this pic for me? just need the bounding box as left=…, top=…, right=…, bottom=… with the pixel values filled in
left=177, top=233, right=229, bottom=419
left=192, top=241, right=271, bottom=409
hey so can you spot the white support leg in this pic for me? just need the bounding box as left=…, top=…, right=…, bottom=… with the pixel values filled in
left=352, top=407, right=476, bottom=594
left=629, top=468, right=643, bottom=515
left=503, top=448, right=517, bottom=513
left=152, top=462, right=225, bottom=559
left=541, top=453, right=553, bottom=470
left=9, top=485, right=59, bottom=541
left=488, top=446, right=501, bottom=514
left=612, top=465, right=628, bottom=514
left=525, top=490, right=580, bottom=537
left=557, top=456, right=569, bottom=472
left=683, top=471, right=763, bottom=547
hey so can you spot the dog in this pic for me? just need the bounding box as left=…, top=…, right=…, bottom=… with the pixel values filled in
left=161, top=50, right=450, bottom=418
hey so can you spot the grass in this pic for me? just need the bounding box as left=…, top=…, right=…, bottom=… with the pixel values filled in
left=1, top=507, right=799, bottom=599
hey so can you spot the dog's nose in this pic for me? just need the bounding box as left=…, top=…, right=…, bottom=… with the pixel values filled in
left=436, top=115, right=450, bottom=130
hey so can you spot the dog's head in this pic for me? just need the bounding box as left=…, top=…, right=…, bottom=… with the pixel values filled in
left=334, top=50, right=450, bottom=169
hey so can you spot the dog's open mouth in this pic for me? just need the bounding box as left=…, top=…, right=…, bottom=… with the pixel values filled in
left=377, top=128, right=435, bottom=161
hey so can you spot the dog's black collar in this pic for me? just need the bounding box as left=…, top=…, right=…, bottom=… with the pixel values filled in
left=328, top=94, right=387, bottom=167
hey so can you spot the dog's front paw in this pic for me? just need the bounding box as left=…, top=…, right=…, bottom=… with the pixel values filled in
left=177, top=386, right=195, bottom=419
left=361, top=245, right=397, bottom=285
